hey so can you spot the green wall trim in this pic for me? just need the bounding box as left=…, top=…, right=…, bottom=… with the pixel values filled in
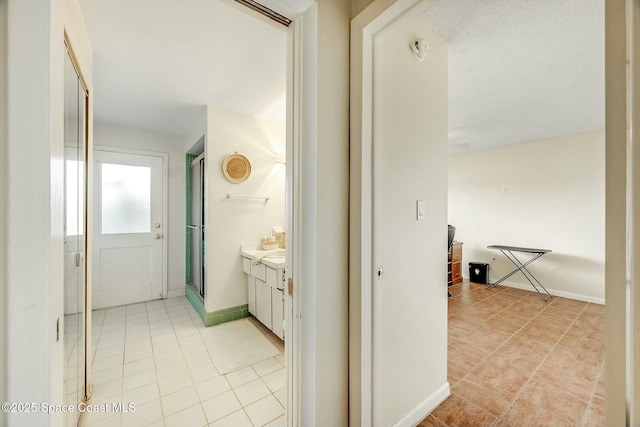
left=185, top=286, right=249, bottom=327
left=185, top=285, right=206, bottom=319
left=204, top=304, right=250, bottom=327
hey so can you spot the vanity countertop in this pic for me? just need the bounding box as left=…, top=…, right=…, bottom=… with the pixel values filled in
left=240, top=246, right=286, bottom=269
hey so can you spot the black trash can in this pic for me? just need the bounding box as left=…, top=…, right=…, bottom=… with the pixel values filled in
left=469, top=262, right=490, bottom=284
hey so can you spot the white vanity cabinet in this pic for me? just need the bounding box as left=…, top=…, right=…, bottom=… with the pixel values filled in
left=271, top=287, right=284, bottom=339
left=255, top=278, right=272, bottom=328
left=247, top=276, right=256, bottom=314
left=242, top=251, right=285, bottom=340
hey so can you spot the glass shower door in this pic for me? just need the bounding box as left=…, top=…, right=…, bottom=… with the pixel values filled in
left=189, top=155, right=205, bottom=298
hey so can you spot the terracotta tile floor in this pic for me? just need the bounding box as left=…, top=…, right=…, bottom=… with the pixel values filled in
left=419, top=280, right=605, bottom=427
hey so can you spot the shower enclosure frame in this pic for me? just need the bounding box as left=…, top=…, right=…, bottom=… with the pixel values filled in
left=188, top=152, right=206, bottom=300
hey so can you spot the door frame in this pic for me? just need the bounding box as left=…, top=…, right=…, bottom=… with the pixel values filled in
left=605, top=0, right=640, bottom=425
left=283, top=8, right=310, bottom=427
left=261, top=2, right=317, bottom=426
left=93, top=145, right=169, bottom=301
left=350, top=1, right=439, bottom=425
left=285, top=18, right=300, bottom=427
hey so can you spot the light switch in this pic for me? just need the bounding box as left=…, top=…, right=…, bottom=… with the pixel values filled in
left=417, top=200, right=425, bottom=220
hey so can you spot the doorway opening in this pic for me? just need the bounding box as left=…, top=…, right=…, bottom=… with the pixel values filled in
left=351, top=0, right=605, bottom=425
left=429, top=1, right=606, bottom=425
left=77, top=0, right=301, bottom=426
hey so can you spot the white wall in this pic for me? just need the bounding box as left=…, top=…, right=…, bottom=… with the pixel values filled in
left=7, top=0, right=62, bottom=422
left=448, top=130, right=605, bottom=302
left=301, top=1, right=351, bottom=425
left=374, top=17, right=449, bottom=426
left=5, top=0, right=92, bottom=424
left=0, top=0, right=7, bottom=421
left=93, top=121, right=187, bottom=296
left=184, top=106, right=207, bottom=153
left=352, top=2, right=452, bottom=425
left=204, top=108, right=285, bottom=313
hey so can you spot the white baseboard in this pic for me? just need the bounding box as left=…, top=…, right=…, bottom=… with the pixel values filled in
left=392, top=382, right=450, bottom=427
left=166, top=288, right=186, bottom=299
left=469, top=276, right=605, bottom=305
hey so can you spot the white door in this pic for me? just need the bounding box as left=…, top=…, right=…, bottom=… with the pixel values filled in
left=370, top=14, right=449, bottom=427
left=93, top=149, right=164, bottom=309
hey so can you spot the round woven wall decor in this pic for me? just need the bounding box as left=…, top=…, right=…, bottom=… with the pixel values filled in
left=222, top=153, right=251, bottom=183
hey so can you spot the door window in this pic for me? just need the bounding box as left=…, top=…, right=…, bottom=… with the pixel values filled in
left=101, top=163, right=151, bottom=234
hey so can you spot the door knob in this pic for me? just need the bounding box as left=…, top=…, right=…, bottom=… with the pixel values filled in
left=154, top=223, right=161, bottom=229
left=154, top=234, right=163, bottom=240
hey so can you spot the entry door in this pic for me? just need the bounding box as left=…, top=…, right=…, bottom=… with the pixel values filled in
left=93, top=150, right=164, bottom=309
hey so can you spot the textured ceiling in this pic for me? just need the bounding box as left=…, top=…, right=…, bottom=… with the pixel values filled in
left=418, top=0, right=605, bottom=152
left=80, top=0, right=604, bottom=149
left=79, top=0, right=287, bottom=136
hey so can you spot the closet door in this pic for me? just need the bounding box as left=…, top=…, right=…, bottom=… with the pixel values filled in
left=63, top=44, right=88, bottom=427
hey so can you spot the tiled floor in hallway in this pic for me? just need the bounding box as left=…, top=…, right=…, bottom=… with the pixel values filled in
left=81, top=297, right=285, bottom=427
left=420, top=281, right=605, bottom=427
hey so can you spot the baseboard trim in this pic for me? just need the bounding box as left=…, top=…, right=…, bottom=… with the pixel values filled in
left=391, top=382, right=450, bottom=427
left=467, top=276, right=605, bottom=305
left=184, top=285, right=250, bottom=327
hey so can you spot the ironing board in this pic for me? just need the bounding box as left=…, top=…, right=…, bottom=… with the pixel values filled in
left=487, top=245, right=553, bottom=301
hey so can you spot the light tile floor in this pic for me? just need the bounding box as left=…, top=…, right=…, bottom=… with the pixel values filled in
left=80, top=297, right=285, bottom=427
left=419, top=280, right=605, bottom=427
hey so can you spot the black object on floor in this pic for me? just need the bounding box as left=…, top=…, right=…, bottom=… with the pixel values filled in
left=469, top=262, right=490, bottom=285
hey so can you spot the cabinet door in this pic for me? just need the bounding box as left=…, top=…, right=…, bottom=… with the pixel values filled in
left=451, top=242, right=462, bottom=262
left=256, top=279, right=272, bottom=328
left=251, top=263, right=266, bottom=281
left=266, top=266, right=277, bottom=287
left=452, top=262, right=462, bottom=284
left=247, top=276, right=256, bottom=315
left=271, top=288, right=284, bottom=340
left=242, top=257, right=251, bottom=274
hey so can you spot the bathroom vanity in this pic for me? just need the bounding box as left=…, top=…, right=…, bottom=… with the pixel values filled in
left=241, top=247, right=286, bottom=340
